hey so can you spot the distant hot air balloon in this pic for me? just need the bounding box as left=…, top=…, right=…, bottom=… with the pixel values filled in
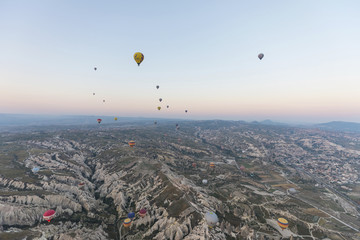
left=93, top=93, right=95, bottom=96
left=103, top=99, right=105, bottom=103
left=156, top=85, right=159, bottom=89
left=167, top=105, right=169, bottom=108
left=157, top=106, right=161, bottom=111
left=240, top=165, right=245, bottom=171
left=202, top=179, right=208, bottom=184
left=123, top=218, right=132, bottom=228
left=192, top=163, right=197, bottom=168
left=277, top=218, right=288, bottom=230
left=133, top=52, right=144, bottom=66
left=176, top=124, right=179, bottom=127
left=129, top=140, right=136, bottom=148
left=128, top=212, right=135, bottom=219
left=43, top=210, right=56, bottom=222
left=205, top=212, right=218, bottom=228
left=159, top=98, right=162, bottom=102
left=97, top=119, right=102, bottom=124
left=210, top=162, right=215, bottom=169
left=185, top=110, right=188, bottom=113
left=114, top=117, right=118, bottom=121
left=258, top=53, right=264, bottom=60
left=139, top=208, right=147, bottom=218
left=78, top=182, right=85, bottom=189
left=32, top=167, right=40, bottom=173
left=154, top=121, right=157, bottom=125
left=94, top=67, right=97, bottom=71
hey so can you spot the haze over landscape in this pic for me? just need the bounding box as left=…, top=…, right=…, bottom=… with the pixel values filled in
left=2, top=1, right=360, bottom=240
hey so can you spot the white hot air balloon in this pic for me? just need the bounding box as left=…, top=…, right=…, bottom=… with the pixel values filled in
left=205, top=211, right=219, bottom=228
left=202, top=179, right=208, bottom=184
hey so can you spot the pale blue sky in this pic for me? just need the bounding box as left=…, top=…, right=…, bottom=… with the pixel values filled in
left=1, top=1, right=360, bottom=123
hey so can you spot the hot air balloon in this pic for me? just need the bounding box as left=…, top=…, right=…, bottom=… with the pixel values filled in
left=103, top=99, right=105, bottom=103
left=129, top=141, right=136, bottom=148
left=128, top=212, right=135, bottom=219
left=139, top=208, right=147, bottom=218
left=176, top=124, right=179, bottom=127
left=159, top=98, right=162, bottom=102
left=43, top=210, right=56, bottom=222
left=156, top=85, right=159, bottom=89
left=157, top=106, right=161, bottom=111
left=32, top=167, right=40, bottom=173
left=154, top=121, right=157, bottom=125
left=93, top=93, right=95, bottom=96
left=258, top=53, right=264, bottom=60
left=205, top=212, right=218, bottom=228
left=277, top=218, right=288, bottom=230
left=97, top=119, right=102, bottom=124
left=210, top=162, right=215, bottom=169
left=240, top=165, right=245, bottom=171
left=94, top=67, right=97, bottom=71
left=78, top=182, right=85, bottom=189
left=185, top=110, right=188, bottom=113
left=167, top=105, right=169, bottom=108
left=134, top=52, right=144, bottom=66
left=192, top=163, right=197, bottom=168
left=202, top=179, right=208, bottom=184
left=123, top=218, right=132, bottom=228
left=114, top=117, right=118, bottom=121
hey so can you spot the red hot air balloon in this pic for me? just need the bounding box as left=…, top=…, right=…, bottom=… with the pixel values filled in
left=192, top=163, right=197, bottom=168
left=43, top=210, right=56, bottom=222
left=139, top=208, right=147, bottom=218
left=97, top=119, right=102, bottom=124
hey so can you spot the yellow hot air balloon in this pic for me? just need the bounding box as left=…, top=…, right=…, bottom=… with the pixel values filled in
left=114, top=117, right=118, bottom=121
left=277, top=218, right=288, bottom=230
left=157, top=106, right=161, bottom=111
left=134, top=52, right=144, bottom=66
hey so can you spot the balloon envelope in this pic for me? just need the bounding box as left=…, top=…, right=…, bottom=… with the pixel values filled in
left=258, top=53, right=264, bottom=60
left=277, top=218, right=289, bottom=230
left=129, top=141, right=136, bottom=148
left=97, top=119, right=102, bottom=124
left=139, top=208, right=147, bottom=218
left=134, top=52, right=144, bottom=66
left=202, top=179, right=208, bottom=184
left=128, top=212, right=135, bottom=219
left=43, top=210, right=56, bottom=222
left=114, top=117, right=118, bottom=121
left=157, top=106, right=161, bottom=111
left=156, top=85, right=159, bottom=89
left=205, top=212, right=218, bottom=228
left=32, top=167, right=40, bottom=173
left=123, top=218, right=132, bottom=227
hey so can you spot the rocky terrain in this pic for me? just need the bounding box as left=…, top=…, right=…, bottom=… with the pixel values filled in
left=0, top=120, right=360, bottom=239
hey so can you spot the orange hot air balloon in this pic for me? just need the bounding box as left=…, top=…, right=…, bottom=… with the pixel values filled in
left=139, top=208, right=147, bottom=218
left=210, top=162, right=215, bottom=169
left=129, top=141, right=136, bottom=148
left=97, top=119, right=102, bottom=124
left=43, top=210, right=56, bottom=222
left=123, top=218, right=132, bottom=228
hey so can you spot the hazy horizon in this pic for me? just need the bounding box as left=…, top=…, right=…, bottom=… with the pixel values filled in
left=2, top=1, right=360, bottom=122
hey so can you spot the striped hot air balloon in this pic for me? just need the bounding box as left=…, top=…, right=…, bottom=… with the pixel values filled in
left=129, top=141, right=136, bottom=148
left=210, top=162, right=215, bottom=169
left=277, top=218, right=289, bottom=230
left=123, top=218, right=132, bottom=228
